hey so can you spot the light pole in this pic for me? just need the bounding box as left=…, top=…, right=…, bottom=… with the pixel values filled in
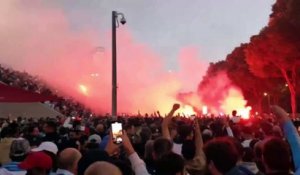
left=264, top=92, right=271, bottom=113
left=112, top=11, right=126, bottom=120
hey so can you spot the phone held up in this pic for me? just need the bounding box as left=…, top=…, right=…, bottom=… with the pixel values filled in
left=111, top=122, right=123, bottom=144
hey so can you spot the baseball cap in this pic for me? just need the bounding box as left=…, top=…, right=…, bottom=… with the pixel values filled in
left=19, top=152, right=52, bottom=170
left=9, top=138, right=30, bottom=158
left=32, top=142, right=58, bottom=155
left=88, top=134, right=102, bottom=144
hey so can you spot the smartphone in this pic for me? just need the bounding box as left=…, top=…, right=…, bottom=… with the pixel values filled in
left=111, top=122, right=123, bottom=144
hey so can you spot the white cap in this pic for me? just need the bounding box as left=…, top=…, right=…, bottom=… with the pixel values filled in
left=88, top=134, right=102, bottom=144
left=32, top=141, right=58, bottom=155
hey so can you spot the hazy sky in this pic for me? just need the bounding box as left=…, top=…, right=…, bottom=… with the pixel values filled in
left=53, top=0, right=275, bottom=69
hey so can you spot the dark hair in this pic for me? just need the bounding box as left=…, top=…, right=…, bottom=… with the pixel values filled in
left=243, top=147, right=255, bottom=162
left=262, top=137, right=291, bottom=172
left=232, top=110, right=237, bottom=116
left=1, top=123, right=19, bottom=138
left=181, top=140, right=196, bottom=160
left=156, top=152, right=185, bottom=175
left=46, top=121, right=57, bottom=131
left=204, top=137, right=239, bottom=174
left=153, top=138, right=173, bottom=159
left=77, top=150, right=110, bottom=175
left=177, top=124, right=193, bottom=142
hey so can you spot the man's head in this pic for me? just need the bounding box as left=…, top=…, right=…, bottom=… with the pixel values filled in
left=156, top=152, right=185, bottom=175
left=9, top=138, right=30, bottom=162
left=262, top=137, right=291, bottom=173
left=84, top=161, right=122, bottom=175
left=152, top=137, right=173, bottom=160
left=204, top=137, right=239, bottom=175
left=96, top=123, right=105, bottom=133
left=43, top=121, right=57, bottom=134
left=58, top=148, right=82, bottom=174
left=77, top=150, right=110, bottom=175
left=28, top=126, right=40, bottom=137
left=177, top=124, right=193, bottom=142
left=232, top=110, right=237, bottom=117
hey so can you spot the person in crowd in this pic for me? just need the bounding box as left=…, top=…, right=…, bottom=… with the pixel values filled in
left=182, top=119, right=206, bottom=175
left=77, top=149, right=111, bottom=175
left=56, top=148, right=82, bottom=175
left=3, top=138, right=30, bottom=174
left=270, top=105, right=300, bottom=174
left=32, top=142, right=58, bottom=172
left=241, top=126, right=254, bottom=148
left=42, top=121, right=59, bottom=144
left=24, top=126, right=42, bottom=148
left=84, top=161, right=122, bottom=175
left=231, top=110, right=240, bottom=124
left=155, top=152, right=186, bottom=175
left=262, top=137, right=292, bottom=175
left=204, top=137, right=246, bottom=175
left=0, top=123, right=20, bottom=164
left=95, top=124, right=107, bottom=139
left=18, top=151, right=53, bottom=175
left=162, top=104, right=182, bottom=155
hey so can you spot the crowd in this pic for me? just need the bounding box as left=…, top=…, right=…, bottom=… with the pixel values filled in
left=1, top=65, right=300, bottom=175
left=0, top=104, right=299, bottom=175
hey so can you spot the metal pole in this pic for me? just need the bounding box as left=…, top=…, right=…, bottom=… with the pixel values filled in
left=112, top=11, right=117, bottom=120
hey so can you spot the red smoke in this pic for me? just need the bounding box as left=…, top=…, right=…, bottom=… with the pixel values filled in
left=0, top=1, right=250, bottom=117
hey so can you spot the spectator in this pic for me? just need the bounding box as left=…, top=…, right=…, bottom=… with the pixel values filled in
left=155, top=152, right=186, bottom=175
left=57, top=148, right=82, bottom=175
left=262, top=137, right=292, bottom=175
left=77, top=150, right=111, bottom=175
left=241, top=126, right=254, bottom=148
left=84, top=161, right=122, bottom=175
left=271, top=105, right=300, bottom=174
left=183, top=119, right=206, bottom=175
left=32, top=142, right=58, bottom=172
left=3, top=138, right=30, bottom=174
left=204, top=137, right=245, bottom=175
left=162, top=104, right=181, bottom=155
left=0, top=123, right=20, bottom=164
left=43, top=121, right=59, bottom=144
left=24, top=126, right=42, bottom=148
left=87, top=134, right=101, bottom=145
left=18, top=152, right=52, bottom=175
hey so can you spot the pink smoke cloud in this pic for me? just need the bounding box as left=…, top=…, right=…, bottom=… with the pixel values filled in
left=0, top=1, right=250, bottom=117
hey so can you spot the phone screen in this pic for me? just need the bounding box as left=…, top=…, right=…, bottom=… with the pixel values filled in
left=112, top=122, right=123, bottom=144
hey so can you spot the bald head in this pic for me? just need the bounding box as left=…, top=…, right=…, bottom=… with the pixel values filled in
left=58, top=148, right=82, bottom=173
left=84, top=161, right=122, bottom=175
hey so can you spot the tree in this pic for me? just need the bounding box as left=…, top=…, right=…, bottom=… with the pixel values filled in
left=225, top=44, right=279, bottom=112
left=246, top=0, right=300, bottom=116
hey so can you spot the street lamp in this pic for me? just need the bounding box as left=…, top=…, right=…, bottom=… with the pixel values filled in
left=263, top=92, right=271, bottom=112
left=112, top=11, right=126, bottom=120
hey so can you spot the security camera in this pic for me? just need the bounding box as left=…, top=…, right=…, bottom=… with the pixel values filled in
left=120, top=16, right=126, bottom=25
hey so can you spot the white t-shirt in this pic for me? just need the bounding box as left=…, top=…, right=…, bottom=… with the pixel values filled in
left=232, top=116, right=240, bottom=123
left=172, top=143, right=182, bottom=155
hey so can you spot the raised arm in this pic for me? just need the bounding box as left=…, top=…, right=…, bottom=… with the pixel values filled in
left=122, top=130, right=150, bottom=175
left=194, top=119, right=203, bottom=154
left=162, top=104, right=180, bottom=140
left=271, top=105, right=300, bottom=172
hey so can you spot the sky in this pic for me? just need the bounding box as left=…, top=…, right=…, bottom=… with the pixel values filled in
left=53, top=0, right=275, bottom=69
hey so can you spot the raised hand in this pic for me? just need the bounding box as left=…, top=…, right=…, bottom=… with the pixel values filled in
left=270, top=105, right=290, bottom=123
left=121, top=130, right=135, bottom=155
left=172, top=103, right=180, bottom=111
